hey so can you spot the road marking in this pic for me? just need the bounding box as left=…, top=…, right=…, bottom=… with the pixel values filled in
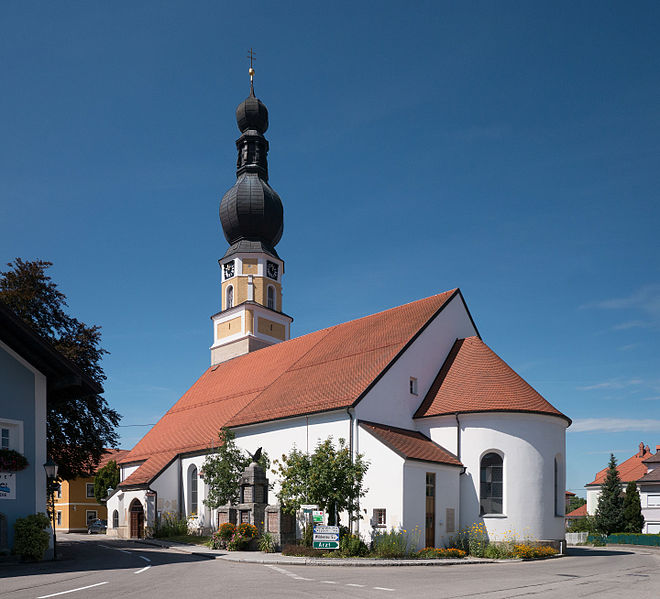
left=37, top=582, right=108, bottom=598
left=138, top=555, right=151, bottom=563
left=373, top=587, right=395, bottom=592
left=134, top=565, right=151, bottom=574
left=321, top=580, right=337, bottom=584
left=99, top=544, right=131, bottom=555
left=347, top=583, right=366, bottom=587
left=293, top=577, right=313, bottom=581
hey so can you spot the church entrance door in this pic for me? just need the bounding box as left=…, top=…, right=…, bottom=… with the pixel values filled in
left=129, top=500, right=144, bottom=539
left=425, top=473, right=436, bottom=548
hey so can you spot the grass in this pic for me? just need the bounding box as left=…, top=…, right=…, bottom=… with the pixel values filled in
left=160, top=534, right=211, bottom=546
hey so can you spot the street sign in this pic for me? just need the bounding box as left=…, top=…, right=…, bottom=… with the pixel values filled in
left=313, top=533, right=339, bottom=541
left=300, top=504, right=318, bottom=510
left=312, top=510, right=324, bottom=523
left=314, top=525, right=339, bottom=534
left=313, top=540, right=340, bottom=550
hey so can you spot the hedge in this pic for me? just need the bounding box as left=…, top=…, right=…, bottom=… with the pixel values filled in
left=587, top=533, right=660, bottom=546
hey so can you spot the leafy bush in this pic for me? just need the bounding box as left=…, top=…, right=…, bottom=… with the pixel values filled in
left=154, top=512, right=189, bottom=538
left=219, top=522, right=236, bottom=540
left=567, top=515, right=598, bottom=533
left=281, top=543, right=327, bottom=557
left=484, top=543, right=514, bottom=559
left=340, top=533, right=369, bottom=557
left=417, top=547, right=466, bottom=559
left=302, top=522, right=313, bottom=547
left=258, top=532, right=276, bottom=553
left=0, top=449, right=29, bottom=471
left=237, top=523, right=258, bottom=539
left=372, top=527, right=420, bottom=558
left=14, top=513, right=50, bottom=561
left=225, top=523, right=259, bottom=550
left=512, top=544, right=557, bottom=559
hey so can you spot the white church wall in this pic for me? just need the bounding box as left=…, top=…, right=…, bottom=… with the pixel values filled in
left=417, top=415, right=459, bottom=456
left=180, top=454, right=212, bottom=530
left=355, top=294, right=478, bottom=429
left=402, top=461, right=460, bottom=550
left=152, top=459, right=180, bottom=519
left=106, top=489, right=145, bottom=539
left=457, top=412, right=567, bottom=542
left=355, top=425, right=404, bottom=540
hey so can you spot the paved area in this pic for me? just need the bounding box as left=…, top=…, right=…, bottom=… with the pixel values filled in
left=1, top=535, right=659, bottom=598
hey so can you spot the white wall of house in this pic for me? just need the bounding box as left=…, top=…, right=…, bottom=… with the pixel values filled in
left=431, top=412, right=567, bottom=542
left=106, top=489, right=146, bottom=539
left=586, top=487, right=600, bottom=516
left=120, top=464, right=142, bottom=482
left=355, top=294, right=478, bottom=429
left=402, top=461, right=461, bottom=550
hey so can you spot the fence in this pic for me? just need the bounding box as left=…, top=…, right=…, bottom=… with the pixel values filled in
left=565, top=532, right=588, bottom=545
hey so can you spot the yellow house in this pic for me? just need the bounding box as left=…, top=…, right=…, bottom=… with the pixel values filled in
left=53, top=449, right=127, bottom=533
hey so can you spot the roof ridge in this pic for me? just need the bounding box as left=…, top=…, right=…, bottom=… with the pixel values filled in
left=166, top=387, right=268, bottom=415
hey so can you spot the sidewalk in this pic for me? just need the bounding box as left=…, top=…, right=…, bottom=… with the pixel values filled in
left=134, top=538, right=496, bottom=567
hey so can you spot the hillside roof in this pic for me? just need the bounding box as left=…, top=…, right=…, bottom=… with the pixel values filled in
left=414, top=337, right=569, bottom=422
left=360, top=421, right=462, bottom=467
left=119, top=290, right=459, bottom=487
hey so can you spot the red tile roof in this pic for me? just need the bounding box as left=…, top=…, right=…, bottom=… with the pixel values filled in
left=566, top=504, right=587, bottom=518
left=360, top=421, right=462, bottom=467
left=97, top=449, right=129, bottom=471
left=414, top=337, right=569, bottom=422
left=118, top=290, right=459, bottom=486
left=587, top=443, right=653, bottom=486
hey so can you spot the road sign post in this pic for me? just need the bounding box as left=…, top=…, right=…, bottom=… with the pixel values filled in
left=313, top=524, right=339, bottom=550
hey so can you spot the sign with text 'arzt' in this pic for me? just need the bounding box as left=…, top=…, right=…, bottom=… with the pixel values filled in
left=313, top=540, right=340, bottom=550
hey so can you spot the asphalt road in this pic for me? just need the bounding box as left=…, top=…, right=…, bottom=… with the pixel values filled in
left=1, top=535, right=659, bottom=599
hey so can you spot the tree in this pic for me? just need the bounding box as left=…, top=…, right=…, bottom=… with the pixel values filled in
left=94, top=459, right=120, bottom=504
left=202, top=427, right=269, bottom=508
left=567, top=496, right=587, bottom=513
left=622, top=481, right=644, bottom=533
left=0, top=259, right=120, bottom=479
left=594, top=453, right=625, bottom=535
left=275, top=436, right=369, bottom=526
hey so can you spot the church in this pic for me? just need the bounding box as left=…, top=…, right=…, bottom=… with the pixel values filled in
left=106, top=69, right=570, bottom=550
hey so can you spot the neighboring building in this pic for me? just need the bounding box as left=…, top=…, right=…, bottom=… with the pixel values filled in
left=0, top=301, right=102, bottom=552
left=107, top=76, right=570, bottom=549
left=565, top=503, right=587, bottom=529
left=584, top=442, right=660, bottom=534
left=53, top=449, right=128, bottom=533
left=565, top=490, right=576, bottom=513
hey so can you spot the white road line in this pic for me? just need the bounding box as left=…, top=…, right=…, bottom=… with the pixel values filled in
left=98, top=544, right=131, bottom=555
left=373, top=587, right=395, bottom=592
left=134, top=565, right=151, bottom=574
left=37, top=582, right=108, bottom=598
left=347, top=583, right=366, bottom=587
left=293, top=577, right=313, bottom=581
left=138, top=555, right=151, bottom=563
left=321, top=580, right=337, bottom=584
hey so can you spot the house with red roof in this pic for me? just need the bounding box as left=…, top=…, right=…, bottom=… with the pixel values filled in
left=106, top=78, right=571, bottom=549
left=585, top=442, right=660, bottom=534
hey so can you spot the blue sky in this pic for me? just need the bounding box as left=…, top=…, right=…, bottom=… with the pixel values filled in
left=1, top=2, right=659, bottom=495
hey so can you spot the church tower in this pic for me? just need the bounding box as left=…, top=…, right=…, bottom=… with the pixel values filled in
left=210, top=68, right=292, bottom=365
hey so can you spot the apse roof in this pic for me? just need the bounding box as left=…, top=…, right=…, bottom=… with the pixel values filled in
left=119, top=289, right=459, bottom=487
left=414, top=336, right=569, bottom=423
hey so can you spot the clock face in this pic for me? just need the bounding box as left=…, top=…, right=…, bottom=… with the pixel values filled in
left=266, top=261, right=279, bottom=280
left=223, top=261, right=235, bottom=280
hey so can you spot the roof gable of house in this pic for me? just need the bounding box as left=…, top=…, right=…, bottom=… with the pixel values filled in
left=414, top=337, right=569, bottom=422
left=588, top=443, right=653, bottom=486
left=119, top=290, right=458, bottom=486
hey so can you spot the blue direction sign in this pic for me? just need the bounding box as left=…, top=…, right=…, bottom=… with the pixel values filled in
left=313, top=524, right=340, bottom=550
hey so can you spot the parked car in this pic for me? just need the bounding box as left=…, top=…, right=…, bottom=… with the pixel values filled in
left=87, top=519, right=107, bottom=534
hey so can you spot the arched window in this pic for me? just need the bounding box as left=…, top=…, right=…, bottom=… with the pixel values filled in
left=112, top=509, right=119, bottom=528
left=190, top=466, right=198, bottom=515
left=267, top=286, right=275, bottom=310
left=226, top=286, right=234, bottom=310
left=480, top=452, right=503, bottom=515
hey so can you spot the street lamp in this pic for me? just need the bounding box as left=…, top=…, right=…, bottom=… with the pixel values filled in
left=43, top=458, right=59, bottom=561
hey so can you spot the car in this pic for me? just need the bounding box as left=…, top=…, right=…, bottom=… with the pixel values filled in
left=87, top=519, right=107, bottom=534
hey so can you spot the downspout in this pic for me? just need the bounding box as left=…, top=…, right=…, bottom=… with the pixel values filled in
left=455, top=413, right=465, bottom=474
left=178, top=456, right=184, bottom=519
left=347, top=407, right=355, bottom=534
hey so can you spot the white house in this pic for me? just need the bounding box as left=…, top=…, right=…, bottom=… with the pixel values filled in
left=106, top=77, right=570, bottom=550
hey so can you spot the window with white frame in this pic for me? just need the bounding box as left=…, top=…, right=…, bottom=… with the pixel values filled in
left=86, top=483, right=95, bottom=498
left=372, top=508, right=386, bottom=528
left=0, top=420, right=22, bottom=452
left=267, top=285, right=275, bottom=310
left=190, top=466, right=198, bottom=515
left=480, top=452, right=503, bottom=515
left=226, top=285, right=234, bottom=309
left=409, top=377, right=418, bottom=395
left=648, top=495, right=660, bottom=507
left=112, top=510, right=119, bottom=528
left=0, top=428, right=8, bottom=450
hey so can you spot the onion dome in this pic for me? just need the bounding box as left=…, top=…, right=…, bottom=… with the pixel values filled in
left=220, top=79, right=283, bottom=258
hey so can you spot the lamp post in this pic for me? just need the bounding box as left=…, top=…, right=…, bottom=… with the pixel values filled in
left=43, top=458, right=59, bottom=561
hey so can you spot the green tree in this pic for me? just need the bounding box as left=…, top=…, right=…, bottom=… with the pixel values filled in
left=202, top=427, right=269, bottom=508
left=567, top=496, right=587, bottom=513
left=0, top=259, right=120, bottom=479
left=566, top=515, right=598, bottom=533
left=275, top=436, right=369, bottom=526
left=94, top=459, right=120, bottom=504
left=622, top=481, right=644, bottom=533
left=594, top=453, right=625, bottom=535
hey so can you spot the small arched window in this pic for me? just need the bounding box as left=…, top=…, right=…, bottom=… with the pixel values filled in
left=480, top=452, right=503, bottom=515
left=112, top=509, right=119, bottom=528
left=190, top=466, right=198, bottom=515
left=267, top=286, right=275, bottom=310
left=226, top=286, right=234, bottom=310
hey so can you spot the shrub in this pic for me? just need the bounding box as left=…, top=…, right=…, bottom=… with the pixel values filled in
left=467, top=522, right=488, bottom=557
left=258, top=532, right=276, bottom=553
left=237, top=522, right=258, bottom=540
left=281, top=544, right=327, bottom=557
left=154, top=512, right=189, bottom=538
left=417, top=547, right=466, bottom=559
left=512, top=544, right=557, bottom=559
left=372, top=527, right=420, bottom=558
left=340, top=533, right=369, bottom=557
left=484, top=543, right=513, bottom=559
left=302, top=522, right=313, bottom=547
left=14, top=513, right=50, bottom=561
left=219, top=522, right=236, bottom=541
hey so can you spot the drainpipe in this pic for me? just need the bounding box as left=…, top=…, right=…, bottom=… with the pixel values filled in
left=178, top=456, right=183, bottom=519
left=455, top=413, right=465, bottom=474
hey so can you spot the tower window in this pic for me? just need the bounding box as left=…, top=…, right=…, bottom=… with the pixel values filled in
left=409, top=377, right=418, bottom=395
left=226, top=285, right=234, bottom=309
left=267, top=286, right=275, bottom=310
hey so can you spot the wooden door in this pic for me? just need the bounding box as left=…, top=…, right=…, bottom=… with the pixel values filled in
left=425, top=473, right=436, bottom=548
left=130, top=500, right=144, bottom=539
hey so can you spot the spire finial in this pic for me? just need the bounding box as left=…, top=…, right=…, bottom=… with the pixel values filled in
left=247, top=47, right=256, bottom=95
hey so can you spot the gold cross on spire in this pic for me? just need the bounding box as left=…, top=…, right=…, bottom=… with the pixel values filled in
left=247, top=48, right=256, bottom=82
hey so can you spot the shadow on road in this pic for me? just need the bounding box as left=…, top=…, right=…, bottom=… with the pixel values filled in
left=0, top=536, right=214, bottom=580
left=565, top=546, right=634, bottom=557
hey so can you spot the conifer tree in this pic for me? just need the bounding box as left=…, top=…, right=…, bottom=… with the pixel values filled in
left=622, top=481, right=644, bottom=533
left=594, top=453, right=625, bottom=535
